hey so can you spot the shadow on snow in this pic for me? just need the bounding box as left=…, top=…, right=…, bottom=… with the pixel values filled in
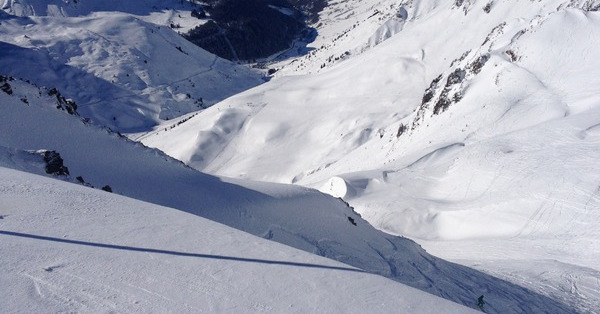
left=0, top=229, right=364, bottom=273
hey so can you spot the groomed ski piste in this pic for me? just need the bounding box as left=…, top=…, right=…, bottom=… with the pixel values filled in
left=1, top=0, right=599, bottom=312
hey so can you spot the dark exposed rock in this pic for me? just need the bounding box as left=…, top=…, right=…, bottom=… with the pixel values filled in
left=48, top=87, right=78, bottom=115
left=421, top=74, right=443, bottom=106
left=41, top=150, right=70, bottom=176
left=101, top=185, right=113, bottom=193
left=396, top=123, right=407, bottom=138
left=433, top=92, right=452, bottom=115
left=467, top=54, right=490, bottom=75
left=347, top=216, right=357, bottom=226
left=1, top=82, right=12, bottom=95
left=450, top=50, right=471, bottom=68
left=505, top=49, right=519, bottom=62
left=483, top=2, right=493, bottom=13
left=446, top=68, right=466, bottom=86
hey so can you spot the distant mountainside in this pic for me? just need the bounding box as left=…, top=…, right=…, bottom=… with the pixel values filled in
left=1, top=0, right=326, bottom=62
left=184, top=0, right=317, bottom=61
left=0, top=4, right=264, bottom=132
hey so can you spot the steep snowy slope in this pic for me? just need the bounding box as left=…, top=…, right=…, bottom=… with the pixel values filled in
left=0, top=7, right=263, bottom=132
left=0, top=168, right=478, bottom=313
left=0, top=77, right=576, bottom=312
left=140, top=0, right=600, bottom=311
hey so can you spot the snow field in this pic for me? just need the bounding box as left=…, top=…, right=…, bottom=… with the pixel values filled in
left=0, top=76, right=576, bottom=313
left=138, top=1, right=600, bottom=311
left=0, top=167, right=474, bottom=313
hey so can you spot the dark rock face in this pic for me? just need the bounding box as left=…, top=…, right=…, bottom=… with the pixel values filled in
left=48, top=87, right=78, bottom=115
left=1, top=82, right=12, bottom=95
left=184, top=0, right=320, bottom=61
left=41, top=150, right=70, bottom=176
left=1, top=75, right=14, bottom=95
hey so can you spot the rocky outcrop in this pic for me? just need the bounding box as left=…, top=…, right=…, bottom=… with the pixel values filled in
left=39, top=150, right=70, bottom=176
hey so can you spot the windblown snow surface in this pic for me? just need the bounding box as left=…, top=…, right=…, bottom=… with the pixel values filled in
left=0, top=72, right=575, bottom=312
left=139, top=0, right=600, bottom=312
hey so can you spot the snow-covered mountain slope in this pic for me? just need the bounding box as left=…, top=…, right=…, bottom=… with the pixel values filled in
left=271, top=0, right=410, bottom=75
left=0, top=76, right=577, bottom=312
left=0, top=168, right=479, bottom=313
left=1, top=0, right=206, bottom=32
left=140, top=0, right=600, bottom=311
left=0, top=6, right=263, bottom=133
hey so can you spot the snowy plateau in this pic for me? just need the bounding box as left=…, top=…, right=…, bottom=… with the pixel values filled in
left=1, top=0, right=599, bottom=313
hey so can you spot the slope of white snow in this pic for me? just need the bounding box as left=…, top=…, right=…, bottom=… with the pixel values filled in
left=139, top=1, right=600, bottom=311
left=0, top=6, right=263, bottom=133
left=0, top=75, right=577, bottom=312
left=3, top=0, right=599, bottom=311
left=0, top=167, right=478, bottom=313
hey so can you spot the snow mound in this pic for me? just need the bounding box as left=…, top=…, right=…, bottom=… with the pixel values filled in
left=318, top=176, right=355, bottom=198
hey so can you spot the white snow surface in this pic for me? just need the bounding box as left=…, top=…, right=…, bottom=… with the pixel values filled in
left=0, top=3, right=263, bottom=133
left=3, top=0, right=600, bottom=312
left=0, top=167, right=476, bottom=313
left=0, top=74, right=577, bottom=313
left=140, top=0, right=600, bottom=311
